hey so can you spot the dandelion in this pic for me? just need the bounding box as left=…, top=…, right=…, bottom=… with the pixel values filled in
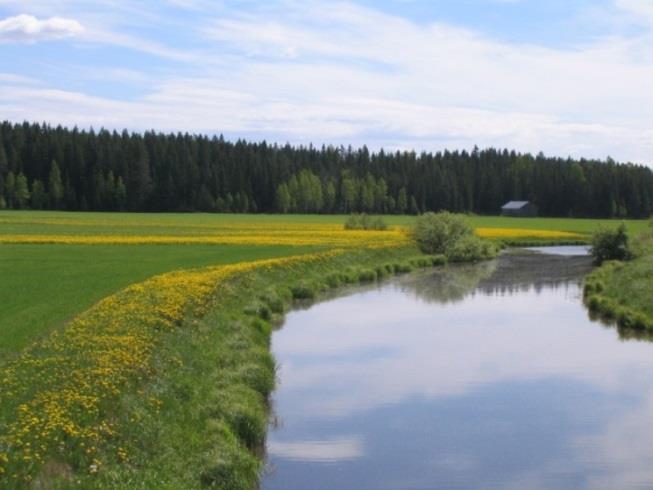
left=0, top=250, right=347, bottom=481
left=475, top=227, right=585, bottom=240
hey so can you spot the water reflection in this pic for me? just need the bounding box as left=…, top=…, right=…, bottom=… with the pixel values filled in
left=399, top=251, right=594, bottom=305
left=263, top=247, right=653, bottom=490
left=395, top=260, right=496, bottom=305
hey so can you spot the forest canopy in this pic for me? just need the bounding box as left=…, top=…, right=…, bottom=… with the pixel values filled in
left=0, top=121, right=651, bottom=218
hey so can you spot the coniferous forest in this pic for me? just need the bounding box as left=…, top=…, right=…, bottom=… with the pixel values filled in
left=1, top=121, right=652, bottom=218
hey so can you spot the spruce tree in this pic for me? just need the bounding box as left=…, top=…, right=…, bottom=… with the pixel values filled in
left=4, top=171, right=15, bottom=209
left=31, top=180, right=47, bottom=209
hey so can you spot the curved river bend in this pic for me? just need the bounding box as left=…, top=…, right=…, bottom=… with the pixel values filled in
left=263, top=248, right=653, bottom=490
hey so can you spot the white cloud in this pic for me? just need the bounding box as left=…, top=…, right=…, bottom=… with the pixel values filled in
left=267, top=437, right=364, bottom=462
left=0, top=14, right=83, bottom=42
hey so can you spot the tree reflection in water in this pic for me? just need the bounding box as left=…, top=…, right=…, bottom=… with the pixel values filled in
left=396, top=249, right=594, bottom=306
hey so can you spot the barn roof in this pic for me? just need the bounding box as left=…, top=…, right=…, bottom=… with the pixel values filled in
left=501, top=201, right=531, bottom=210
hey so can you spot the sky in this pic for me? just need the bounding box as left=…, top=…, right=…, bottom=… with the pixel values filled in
left=1, top=0, right=652, bottom=164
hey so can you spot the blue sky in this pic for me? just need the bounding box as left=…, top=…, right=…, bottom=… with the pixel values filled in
left=1, top=0, right=652, bottom=164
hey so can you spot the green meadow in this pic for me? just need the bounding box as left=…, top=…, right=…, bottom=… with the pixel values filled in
left=0, top=244, right=320, bottom=358
left=0, top=209, right=649, bottom=235
left=0, top=210, right=648, bottom=360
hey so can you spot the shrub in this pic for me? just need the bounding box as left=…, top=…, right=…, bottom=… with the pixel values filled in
left=590, top=223, right=631, bottom=265
left=411, top=212, right=498, bottom=261
left=410, top=212, right=473, bottom=254
left=344, top=213, right=388, bottom=230
left=447, top=235, right=498, bottom=263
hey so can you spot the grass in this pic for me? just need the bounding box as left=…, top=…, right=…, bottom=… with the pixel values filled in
left=0, top=246, right=437, bottom=488
left=0, top=210, right=649, bottom=236
left=584, top=225, right=653, bottom=330
left=1, top=210, right=647, bottom=359
left=1, top=208, right=647, bottom=487
left=0, top=244, right=320, bottom=358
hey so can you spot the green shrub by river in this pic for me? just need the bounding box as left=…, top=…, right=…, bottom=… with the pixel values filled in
left=584, top=223, right=653, bottom=330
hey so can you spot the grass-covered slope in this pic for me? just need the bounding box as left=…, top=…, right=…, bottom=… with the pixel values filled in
left=0, top=246, right=449, bottom=488
left=584, top=225, right=653, bottom=330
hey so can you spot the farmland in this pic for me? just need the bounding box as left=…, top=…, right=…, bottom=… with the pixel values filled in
left=0, top=210, right=647, bottom=356
left=0, top=209, right=649, bottom=487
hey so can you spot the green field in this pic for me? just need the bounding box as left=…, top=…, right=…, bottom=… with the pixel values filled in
left=0, top=210, right=648, bottom=236
left=1, top=209, right=650, bottom=487
left=0, top=244, right=319, bottom=358
left=1, top=210, right=648, bottom=359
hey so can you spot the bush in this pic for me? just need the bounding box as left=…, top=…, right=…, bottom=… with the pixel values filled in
left=410, top=212, right=473, bottom=254
left=410, top=212, right=496, bottom=262
left=590, top=223, right=631, bottom=265
left=447, top=235, right=498, bottom=263
left=344, top=213, right=388, bottom=230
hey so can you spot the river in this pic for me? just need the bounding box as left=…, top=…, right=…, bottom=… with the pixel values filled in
left=262, top=247, right=653, bottom=489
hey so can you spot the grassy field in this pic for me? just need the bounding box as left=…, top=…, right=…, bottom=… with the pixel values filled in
left=0, top=209, right=649, bottom=487
left=1, top=210, right=648, bottom=357
left=0, top=210, right=648, bottom=236
left=0, top=244, right=321, bottom=358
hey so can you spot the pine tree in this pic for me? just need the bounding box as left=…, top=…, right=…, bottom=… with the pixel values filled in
left=31, top=179, right=47, bottom=209
left=409, top=195, right=419, bottom=215
left=4, top=171, right=15, bottom=208
left=115, top=176, right=127, bottom=211
left=215, top=196, right=227, bottom=213
left=105, top=171, right=116, bottom=210
left=397, top=187, right=408, bottom=214
left=196, top=185, right=215, bottom=212
left=0, top=143, right=7, bottom=175
left=324, top=179, right=337, bottom=213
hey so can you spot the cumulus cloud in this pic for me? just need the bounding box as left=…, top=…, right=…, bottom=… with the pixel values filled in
left=0, top=14, right=83, bottom=43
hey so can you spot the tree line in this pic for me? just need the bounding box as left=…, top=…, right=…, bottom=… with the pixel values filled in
left=1, top=121, right=652, bottom=218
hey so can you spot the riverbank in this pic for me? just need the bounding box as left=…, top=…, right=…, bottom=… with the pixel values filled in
left=584, top=226, right=653, bottom=331
left=1, top=245, right=471, bottom=488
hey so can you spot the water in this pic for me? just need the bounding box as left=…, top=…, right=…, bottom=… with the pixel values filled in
left=263, top=247, right=653, bottom=490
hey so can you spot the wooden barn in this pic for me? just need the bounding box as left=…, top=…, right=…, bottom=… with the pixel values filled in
left=501, top=201, right=538, bottom=217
